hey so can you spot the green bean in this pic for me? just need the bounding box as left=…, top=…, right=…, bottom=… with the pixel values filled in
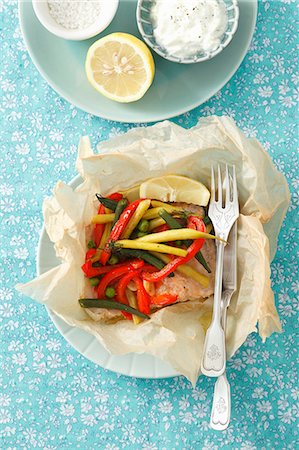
left=79, top=298, right=150, bottom=319
left=112, top=199, right=128, bottom=227
left=138, top=219, right=150, bottom=233
left=112, top=248, right=167, bottom=271
left=95, top=194, right=119, bottom=211
left=159, top=209, right=182, bottom=229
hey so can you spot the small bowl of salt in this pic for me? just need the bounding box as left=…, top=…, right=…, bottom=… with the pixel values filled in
left=32, top=0, right=119, bottom=41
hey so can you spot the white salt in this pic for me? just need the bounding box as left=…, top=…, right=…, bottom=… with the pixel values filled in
left=48, top=0, right=102, bottom=30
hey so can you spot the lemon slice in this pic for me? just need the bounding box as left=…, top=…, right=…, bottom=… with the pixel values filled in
left=139, top=175, right=210, bottom=206
left=85, top=33, right=155, bottom=103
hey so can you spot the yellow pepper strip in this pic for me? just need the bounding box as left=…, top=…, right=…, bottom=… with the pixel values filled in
left=121, top=199, right=151, bottom=239
left=92, top=213, right=115, bottom=224
left=150, top=200, right=176, bottom=208
left=143, top=206, right=183, bottom=221
left=137, top=228, right=225, bottom=243
left=91, top=222, right=112, bottom=262
left=126, top=289, right=143, bottom=325
left=114, top=240, right=188, bottom=257
left=150, top=252, right=209, bottom=288
left=148, top=217, right=166, bottom=231
left=100, top=222, right=112, bottom=249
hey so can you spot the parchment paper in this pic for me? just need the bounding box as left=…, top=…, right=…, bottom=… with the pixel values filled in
left=16, top=116, right=290, bottom=385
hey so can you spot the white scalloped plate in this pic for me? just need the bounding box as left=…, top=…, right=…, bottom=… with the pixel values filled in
left=37, top=175, right=178, bottom=378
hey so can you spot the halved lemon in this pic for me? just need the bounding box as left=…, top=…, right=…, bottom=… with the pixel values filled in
left=139, top=175, right=210, bottom=206
left=85, top=33, right=155, bottom=103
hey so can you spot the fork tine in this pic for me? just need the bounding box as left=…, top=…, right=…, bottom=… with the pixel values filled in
left=232, top=165, right=238, bottom=203
left=217, top=164, right=222, bottom=205
left=225, top=164, right=230, bottom=206
left=210, top=166, right=215, bottom=202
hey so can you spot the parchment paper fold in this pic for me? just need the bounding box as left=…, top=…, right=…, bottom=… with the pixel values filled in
left=16, top=116, right=290, bottom=385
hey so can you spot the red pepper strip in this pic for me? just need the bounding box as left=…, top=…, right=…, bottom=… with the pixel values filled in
left=116, top=269, right=141, bottom=321
left=116, top=270, right=140, bottom=305
left=97, top=203, right=105, bottom=215
left=95, top=205, right=105, bottom=246
left=108, top=192, right=123, bottom=201
left=154, top=224, right=170, bottom=233
left=97, top=259, right=144, bottom=298
left=116, top=264, right=157, bottom=303
left=94, top=224, right=105, bottom=247
left=133, top=276, right=151, bottom=315
left=81, top=259, right=143, bottom=278
left=142, top=216, right=206, bottom=283
left=187, top=215, right=206, bottom=234
left=99, top=199, right=143, bottom=265
left=85, top=248, right=97, bottom=261
left=151, top=294, right=178, bottom=306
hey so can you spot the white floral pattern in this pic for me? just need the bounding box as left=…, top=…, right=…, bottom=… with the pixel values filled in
left=0, top=0, right=298, bottom=448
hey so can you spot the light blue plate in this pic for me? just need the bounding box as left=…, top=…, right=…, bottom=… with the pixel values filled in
left=19, top=0, right=257, bottom=123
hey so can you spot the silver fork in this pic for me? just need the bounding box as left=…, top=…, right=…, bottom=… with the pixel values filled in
left=210, top=221, right=237, bottom=430
left=201, top=165, right=239, bottom=377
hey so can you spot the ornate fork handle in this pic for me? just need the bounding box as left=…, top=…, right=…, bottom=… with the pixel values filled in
left=210, top=290, right=233, bottom=430
left=201, top=240, right=226, bottom=376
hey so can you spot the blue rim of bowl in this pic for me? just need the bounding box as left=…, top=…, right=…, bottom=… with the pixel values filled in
left=19, top=0, right=257, bottom=123
left=136, top=0, right=240, bottom=64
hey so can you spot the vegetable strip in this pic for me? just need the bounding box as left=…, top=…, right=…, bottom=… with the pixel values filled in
left=142, top=206, right=183, bottom=221
left=79, top=298, right=150, bottom=319
left=126, top=289, right=143, bottom=324
left=100, top=199, right=142, bottom=265
left=159, top=209, right=182, bottom=229
left=113, top=240, right=188, bottom=257
left=121, top=199, right=151, bottom=239
left=112, top=248, right=167, bottom=270
left=159, top=209, right=211, bottom=273
left=97, top=259, right=144, bottom=298
left=92, top=213, right=115, bottom=224
left=148, top=217, right=166, bottom=231
left=142, top=217, right=206, bottom=282
left=112, top=198, right=129, bottom=227
left=137, top=228, right=222, bottom=243
left=134, top=276, right=150, bottom=315
left=95, top=193, right=122, bottom=211
left=150, top=252, right=209, bottom=287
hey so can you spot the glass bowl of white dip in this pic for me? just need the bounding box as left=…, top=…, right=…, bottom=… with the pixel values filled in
left=136, top=0, right=239, bottom=64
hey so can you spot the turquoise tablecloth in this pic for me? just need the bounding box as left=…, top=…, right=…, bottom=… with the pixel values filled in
left=1, top=1, right=298, bottom=448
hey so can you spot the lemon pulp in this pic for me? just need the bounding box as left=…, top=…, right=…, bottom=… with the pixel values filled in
left=139, top=175, right=210, bottom=206
left=85, top=33, right=155, bottom=103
